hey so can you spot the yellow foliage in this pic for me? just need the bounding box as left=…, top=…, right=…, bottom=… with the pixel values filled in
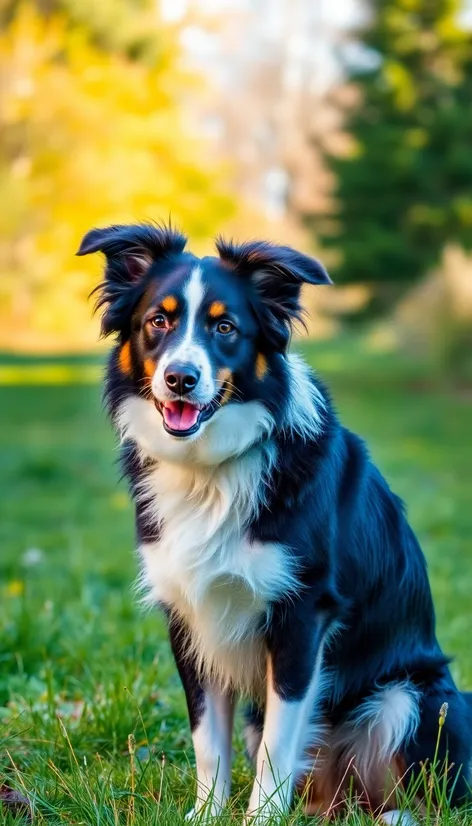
left=383, top=60, right=417, bottom=111
left=6, top=580, right=24, bottom=597
left=405, top=128, right=428, bottom=149
left=0, top=4, right=234, bottom=350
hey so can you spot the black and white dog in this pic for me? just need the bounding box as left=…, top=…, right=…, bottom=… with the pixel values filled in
left=79, top=223, right=471, bottom=823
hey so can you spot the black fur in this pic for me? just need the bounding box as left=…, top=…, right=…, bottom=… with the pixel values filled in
left=78, top=223, right=187, bottom=336
left=216, top=237, right=331, bottom=350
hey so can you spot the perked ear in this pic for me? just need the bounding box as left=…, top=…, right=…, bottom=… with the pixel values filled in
left=215, top=238, right=332, bottom=351
left=77, top=223, right=187, bottom=336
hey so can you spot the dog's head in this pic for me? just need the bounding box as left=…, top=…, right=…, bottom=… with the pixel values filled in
left=79, top=223, right=331, bottom=460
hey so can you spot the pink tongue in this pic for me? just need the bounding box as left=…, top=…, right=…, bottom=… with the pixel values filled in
left=162, top=401, right=200, bottom=431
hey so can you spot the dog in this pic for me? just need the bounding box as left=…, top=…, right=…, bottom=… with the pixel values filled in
left=78, top=223, right=471, bottom=824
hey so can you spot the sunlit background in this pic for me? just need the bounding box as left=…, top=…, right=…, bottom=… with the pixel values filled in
left=1, top=0, right=471, bottom=356
left=1, top=3, right=472, bottom=821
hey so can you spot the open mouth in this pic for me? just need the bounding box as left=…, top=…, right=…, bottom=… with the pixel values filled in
left=155, top=386, right=225, bottom=438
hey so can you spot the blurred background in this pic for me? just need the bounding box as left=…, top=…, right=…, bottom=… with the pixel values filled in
left=1, top=0, right=472, bottom=359
left=1, top=2, right=472, bottom=817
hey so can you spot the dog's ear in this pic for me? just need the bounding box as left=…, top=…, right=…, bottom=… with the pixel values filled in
left=77, top=223, right=187, bottom=336
left=215, top=238, right=332, bottom=351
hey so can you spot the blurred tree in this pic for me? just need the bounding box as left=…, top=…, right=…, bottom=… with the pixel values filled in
left=0, top=0, right=165, bottom=62
left=309, top=0, right=472, bottom=313
left=0, top=3, right=233, bottom=349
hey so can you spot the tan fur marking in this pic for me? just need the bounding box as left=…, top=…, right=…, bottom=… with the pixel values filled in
left=161, top=295, right=178, bottom=313
left=118, top=341, right=132, bottom=375
left=255, top=353, right=268, bottom=381
left=144, top=358, right=155, bottom=379
left=217, top=367, right=233, bottom=405
left=299, top=744, right=410, bottom=818
left=220, top=386, right=233, bottom=406
left=217, top=367, right=231, bottom=386
left=209, top=301, right=226, bottom=318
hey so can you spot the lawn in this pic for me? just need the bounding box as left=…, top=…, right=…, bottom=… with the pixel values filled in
left=1, top=339, right=472, bottom=825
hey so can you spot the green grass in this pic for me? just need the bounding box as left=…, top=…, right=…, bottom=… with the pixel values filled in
left=1, top=339, right=472, bottom=824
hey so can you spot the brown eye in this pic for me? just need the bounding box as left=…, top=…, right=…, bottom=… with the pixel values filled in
left=150, top=313, right=167, bottom=329
left=216, top=320, right=234, bottom=335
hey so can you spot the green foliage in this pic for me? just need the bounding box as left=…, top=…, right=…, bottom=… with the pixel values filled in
left=312, top=0, right=472, bottom=306
left=1, top=344, right=472, bottom=822
left=0, top=3, right=233, bottom=349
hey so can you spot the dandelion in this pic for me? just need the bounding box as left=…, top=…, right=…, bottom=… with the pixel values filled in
left=6, top=581, right=24, bottom=597
left=111, top=493, right=129, bottom=510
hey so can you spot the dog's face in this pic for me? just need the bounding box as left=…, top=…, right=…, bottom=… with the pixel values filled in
left=78, top=224, right=331, bottom=456
left=129, top=256, right=260, bottom=438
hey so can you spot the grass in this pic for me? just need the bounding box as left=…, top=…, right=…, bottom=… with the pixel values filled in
left=1, top=338, right=472, bottom=824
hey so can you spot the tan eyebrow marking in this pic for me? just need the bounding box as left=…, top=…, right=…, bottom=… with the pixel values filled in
left=118, top=341, right=132, bottom=375
left=256, top=353, right=268, bottom=381
left=161, top=295, right=178, bottom=313
left=209, top=300, right=226, bottom=318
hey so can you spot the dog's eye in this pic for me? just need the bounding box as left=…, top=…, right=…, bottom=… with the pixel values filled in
left=216, top=320, right=234, bottom=335
left=150, top=313, right=167, bottom=329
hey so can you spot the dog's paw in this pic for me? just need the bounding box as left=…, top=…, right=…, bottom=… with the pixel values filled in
left=380, top=811, right=416, bottom=826
left=185, top=803, right=223, bottom=822
left=244, top=807, right=283, bottom=825
left=185, top=807, right=211, bottom=822
left=243, top=812, right=270, bottom=826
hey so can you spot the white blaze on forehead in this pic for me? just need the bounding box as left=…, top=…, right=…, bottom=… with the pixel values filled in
left=167, top=264, right=206, bottom=364
left=183, top=265, right=205, bottom=345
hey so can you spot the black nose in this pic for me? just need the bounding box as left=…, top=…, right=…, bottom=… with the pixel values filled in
left=164, top=363, right=200, bottom=396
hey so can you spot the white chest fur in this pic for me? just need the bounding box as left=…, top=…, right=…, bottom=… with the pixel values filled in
left=137, top=446, right=298, bottom=694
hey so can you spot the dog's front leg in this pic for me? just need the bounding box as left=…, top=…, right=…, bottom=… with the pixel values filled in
left=246, top=603, right=327, bottom=824
left=168, top=614, right=235, bottom=818
left=189, top=686, right=235, bottom=818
